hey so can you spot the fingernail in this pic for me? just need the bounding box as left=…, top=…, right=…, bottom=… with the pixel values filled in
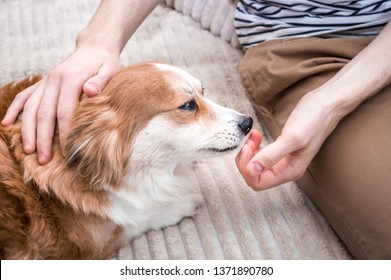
left=248, top=162, right=263, bottom=176
left=23, top=142, right=33, bottom=154
left=38, top=152, right=47, bottom=164
left=85, top=83, right=100, bottom=94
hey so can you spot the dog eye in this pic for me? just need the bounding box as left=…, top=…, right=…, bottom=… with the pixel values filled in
left=179, top=100, right=198, bottom=111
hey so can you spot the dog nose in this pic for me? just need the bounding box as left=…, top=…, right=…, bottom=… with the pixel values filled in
left=238, top=116, right=253, bottom=135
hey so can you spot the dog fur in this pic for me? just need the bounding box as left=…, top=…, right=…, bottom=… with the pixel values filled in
left=0, top=63, right=252, bottom=259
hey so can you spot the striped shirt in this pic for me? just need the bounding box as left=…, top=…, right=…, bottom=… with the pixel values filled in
left=235, top=0, right=391, bottom=48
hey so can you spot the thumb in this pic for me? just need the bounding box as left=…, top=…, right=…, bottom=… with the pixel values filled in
left=247, top=137, right=293, bottom=175
left=83, top=63, right=122, bottom=97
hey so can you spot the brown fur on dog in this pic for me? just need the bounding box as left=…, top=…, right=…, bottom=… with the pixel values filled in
left=0, top=77, right=125, bottom=259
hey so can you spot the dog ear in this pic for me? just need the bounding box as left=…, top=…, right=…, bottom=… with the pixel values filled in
left=65, top=97, right=129, bottom=188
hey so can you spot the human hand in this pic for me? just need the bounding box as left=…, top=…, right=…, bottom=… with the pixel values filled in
left=236, top=92, right=340, bottom=191
left=1, top=46, right=123, bottom=164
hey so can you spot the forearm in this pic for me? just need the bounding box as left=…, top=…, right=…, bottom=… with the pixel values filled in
left=76, top=0, right=160, bottom=53
left=313, top=21, right=391, bottom=121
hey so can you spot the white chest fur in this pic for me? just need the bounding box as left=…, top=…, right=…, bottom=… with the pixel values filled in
left=106, top=163, right=202, bottom=239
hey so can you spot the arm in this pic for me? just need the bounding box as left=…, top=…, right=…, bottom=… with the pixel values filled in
left=236, top=21, right=391, bottom=191
left=76, top=0, right=160, bottom=55
left=1, top=0, right=160, bottom=164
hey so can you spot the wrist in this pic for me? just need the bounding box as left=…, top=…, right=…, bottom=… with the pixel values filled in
left=303, top=84, right=355, bottom=132
left=75, top=29, right=124, bottom=54
left=310, top=76, right=373, bottom=124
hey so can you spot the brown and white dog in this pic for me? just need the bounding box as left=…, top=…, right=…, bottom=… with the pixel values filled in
left=0, top=62, right=252, bottom=259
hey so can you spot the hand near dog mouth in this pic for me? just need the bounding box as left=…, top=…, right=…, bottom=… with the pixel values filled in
left=237, top=129, right=299, bottom=191
left=236, top=127, right=310, bottom=191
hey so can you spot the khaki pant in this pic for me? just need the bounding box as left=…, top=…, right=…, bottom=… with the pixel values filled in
left=240, top=37, right=391, bottom=259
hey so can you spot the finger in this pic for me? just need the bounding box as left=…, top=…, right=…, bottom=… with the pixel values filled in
left=236, top=130, right=263, bottom=177
left=1, top=82, right=38, bottom=126
left=247, top=137, right=297, bottom=175
left=246, top=129, right=263, bottom=150
left=57, top=83, right=83, bottom=156
left=249, top=154, right=307, bottom=190
left=236, top=144, right=255, bottom=175
left=21, top=82, right=46, bottom=154
left=36, top=77, right=61, bottom=164
left=83, top=63, right=121, bottom=97
left=236, top=145, right=265, bottom=190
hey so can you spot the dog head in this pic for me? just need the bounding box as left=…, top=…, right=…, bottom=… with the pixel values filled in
left=66, top=63, right=253, bottom=186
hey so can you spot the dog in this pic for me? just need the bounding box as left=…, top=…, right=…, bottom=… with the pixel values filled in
left=0, top=62, right=253, bottom=259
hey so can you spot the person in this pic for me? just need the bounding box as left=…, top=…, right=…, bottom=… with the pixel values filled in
left=2, top=0, right=391, bottom=259
left=233, top=1, right=391, bottom=259
left=234, top=0, right=391, bottom=190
